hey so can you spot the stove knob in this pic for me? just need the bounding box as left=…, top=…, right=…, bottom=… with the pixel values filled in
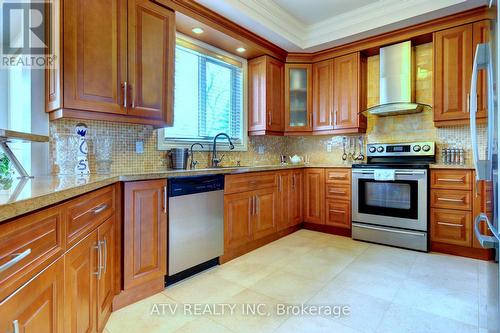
left=413, top=145, right=421, bottom=152
left=377, top=146, right=384, bottom=153
left=422, top=145, right=431, bottom=152
left=369, top=146, right=376, bottom=153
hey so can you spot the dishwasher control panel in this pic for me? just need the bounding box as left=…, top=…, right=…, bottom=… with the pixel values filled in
left=168, top=174, right=225, bottom=197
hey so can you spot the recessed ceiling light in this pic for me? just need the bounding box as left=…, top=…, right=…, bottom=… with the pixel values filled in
left=236, top=47, right=246, bottom=53
left=192, top=27, right=204, bottom=34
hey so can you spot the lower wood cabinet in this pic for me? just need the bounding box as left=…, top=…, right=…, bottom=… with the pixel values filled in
left=304, top=168, right=325, bottom=224
left=65, top=217, right=115, bottom=333
left=326, top=200, right=351, bottom=229
left=224, top=186, right=278, bottom=251
left=0, top=257, right=65, bottom=333
left=431, top=208, right=472, bottom=247
left=123, top=180, right=167, bottom=290
left=277, top=170, right=303, bottom=231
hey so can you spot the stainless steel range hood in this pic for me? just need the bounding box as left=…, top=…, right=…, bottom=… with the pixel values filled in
left=365, top=41, right=430, bottom=116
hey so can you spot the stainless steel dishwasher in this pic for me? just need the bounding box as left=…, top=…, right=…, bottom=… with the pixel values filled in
left=167, top=175, right=224, bottom=283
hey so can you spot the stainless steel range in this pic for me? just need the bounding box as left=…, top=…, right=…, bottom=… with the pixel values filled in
left=351, top=141, right=435, bottom=251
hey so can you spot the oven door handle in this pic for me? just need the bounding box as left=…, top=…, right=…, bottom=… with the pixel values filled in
left=352, top=170, right=426, bottom=176
left=353, top=223, right=426, bottom=237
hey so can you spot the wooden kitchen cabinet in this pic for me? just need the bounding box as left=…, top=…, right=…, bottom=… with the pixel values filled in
left=433, top=21, right=490, bottom=127
left=224, top=192, right=254, bottom=250
left=332, top=52, right=367, bottom=132
left=126, top=0, right=175, bottom=123
left=304, top=168, right=325, bottom=224
left=277, top=171, right=292, bottom=231
left=65, top=231, right=99, bottom=333
left=49, top=0, right=175, bottom=127
left=291, top=169, right=304, bottom=225
left=326, top=200, right=351, bottom=229
left=285, top=64, right=313, bottom=133
left=0, top=257, right=65, bottom=333
left=65, top=216, right=115, bottom=333
left=253, top=188, right=278, bottom=240
left=248, top=56, right=285, bottom=135
left=312, top=59, right=334, bottom=131
left=123, top=180, right=167, bottom=290
left=431, top=208, right=472, bottom=247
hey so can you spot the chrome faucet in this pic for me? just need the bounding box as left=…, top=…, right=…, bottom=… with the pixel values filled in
left=190, top=143, right=204, bottom=169
left=211, top=133, right=234, bottom=168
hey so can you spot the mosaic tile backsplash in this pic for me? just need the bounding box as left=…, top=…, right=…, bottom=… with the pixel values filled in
left=49, top=42, right=484, bottom=174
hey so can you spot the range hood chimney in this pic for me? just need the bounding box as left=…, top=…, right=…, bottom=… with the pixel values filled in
left=365, top=41, right=429, bottom=116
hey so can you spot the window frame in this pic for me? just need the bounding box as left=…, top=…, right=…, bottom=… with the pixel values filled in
left=157, top=34, right=248, bottom=152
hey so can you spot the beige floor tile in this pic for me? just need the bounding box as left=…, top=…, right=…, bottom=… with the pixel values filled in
left=308, top=286, right=391, bottom=332
left=210, top=289, right=286, bottom=333
left=163, top=271, right=246, bottom=303
left=412, top=252, right=480, bottom=279
left=106, top=293, right=193, bottom=333
left=275, top=316, right=362, bottom=333
left=248, top=270, right=326, bottom=304
left=393, top=278, right=479, bottom=326
left=281, top=252, right=347, bottom=283
left=329, top=265, right=403, bottom=302
left=376, top=303, right=478, bottom=333
left=210, top=258, right=279, bottom=288
left=172, top=317, right=234, bottom=333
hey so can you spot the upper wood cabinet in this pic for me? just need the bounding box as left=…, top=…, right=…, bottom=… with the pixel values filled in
left=332, top=52, right=367, bottom=132
left=434, top=21, right=490, bottom=127
left=285, top=64, right=313, bottom=133
left=312, top=59, right=334, bottom=131
left=48, top=0, right=175, bottom=127
left=248, top=56, right=285, bottom=135
left=123, top=180, right=167, bottom=290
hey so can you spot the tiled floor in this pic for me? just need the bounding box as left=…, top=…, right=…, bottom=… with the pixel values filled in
left=105, top=230, right=491, bottom=333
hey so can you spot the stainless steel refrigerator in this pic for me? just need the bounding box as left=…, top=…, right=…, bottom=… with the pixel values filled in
left=471, top=1, right=499, bottom=332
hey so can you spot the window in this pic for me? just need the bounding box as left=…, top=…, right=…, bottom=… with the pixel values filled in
left=158, top=36, right=247, bottom=151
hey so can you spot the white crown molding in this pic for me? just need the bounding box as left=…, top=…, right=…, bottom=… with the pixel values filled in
left=196, top=0, right=487, bottom=52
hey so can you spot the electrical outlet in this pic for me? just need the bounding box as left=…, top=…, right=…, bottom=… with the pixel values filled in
left=326, top=144, right=332, bottom=152
left=257, top=145, right=265, bottom=155
left=135, top=141, right=144, bottom=154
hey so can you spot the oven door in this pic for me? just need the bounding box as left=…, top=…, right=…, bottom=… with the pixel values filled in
left=352, top=169, right=428, bottom=231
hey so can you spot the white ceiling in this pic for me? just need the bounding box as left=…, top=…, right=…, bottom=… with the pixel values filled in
left=272, top=0, right=376, bottom=25
left=195, top=0, right=489, bottom=52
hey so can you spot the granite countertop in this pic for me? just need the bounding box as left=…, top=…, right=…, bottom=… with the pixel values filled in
left=0, top=163, right=353, bottom=223
left=0, top=162, right=475, bottom=223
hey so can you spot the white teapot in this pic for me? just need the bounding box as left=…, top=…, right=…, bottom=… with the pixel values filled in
left=289, top=155, right=304, bottom=164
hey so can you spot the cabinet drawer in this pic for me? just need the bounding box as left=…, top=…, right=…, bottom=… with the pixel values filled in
left=225, top=172, right=278, bottom=194
left=326, top=200, right=351, bottom=229
left=431, top=208, right=472, bottom=246
left=325, top=184, right=350, bottom=201
left=0, top=206, right=64, bottom=301
left=431, top=170, right=472, bottom=190
left=431, top=189, right=472, bottom=210
left=325, top=169, right=351, bottom=184
left=66, top=185, right=115, bottom=248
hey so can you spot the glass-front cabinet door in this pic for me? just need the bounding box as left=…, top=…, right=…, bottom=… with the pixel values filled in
left=285, top=64, right=312, bottom=132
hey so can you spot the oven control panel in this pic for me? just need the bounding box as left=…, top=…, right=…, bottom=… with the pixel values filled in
left=366, top=142, right=435, bottom=157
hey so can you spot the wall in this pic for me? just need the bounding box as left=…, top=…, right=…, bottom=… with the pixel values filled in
left=49, top=42, right=484, bottom=174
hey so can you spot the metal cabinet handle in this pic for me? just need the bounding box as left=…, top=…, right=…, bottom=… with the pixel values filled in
left=328, top=190, right=346, bottom=194
left=437, top=178, right=464, bottom=183
left=93, top=204, right=108, bottom=215
left=292, top=175, right=295, bottom=189
left=437, top=221, right=463, bottom=228
left=255, top=196, right=259, bottom=214
left=101, top=239, right=107, bottom=274
left=437, top=197, right=464, bottom=203
left=12, top=320, right=19, bottom=333
left=163, top=186, right=167, bottom=214
left=333, top=110, right=337, bottom=126
left=93, top=242, right=102, bottom=279
left=466, top=93, right=470, bottom=113
left=329, top=209, right=345, bottom=214
left=123, top=81, right=128, bottom=108
left=0, top=248, right=31, bottom=273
